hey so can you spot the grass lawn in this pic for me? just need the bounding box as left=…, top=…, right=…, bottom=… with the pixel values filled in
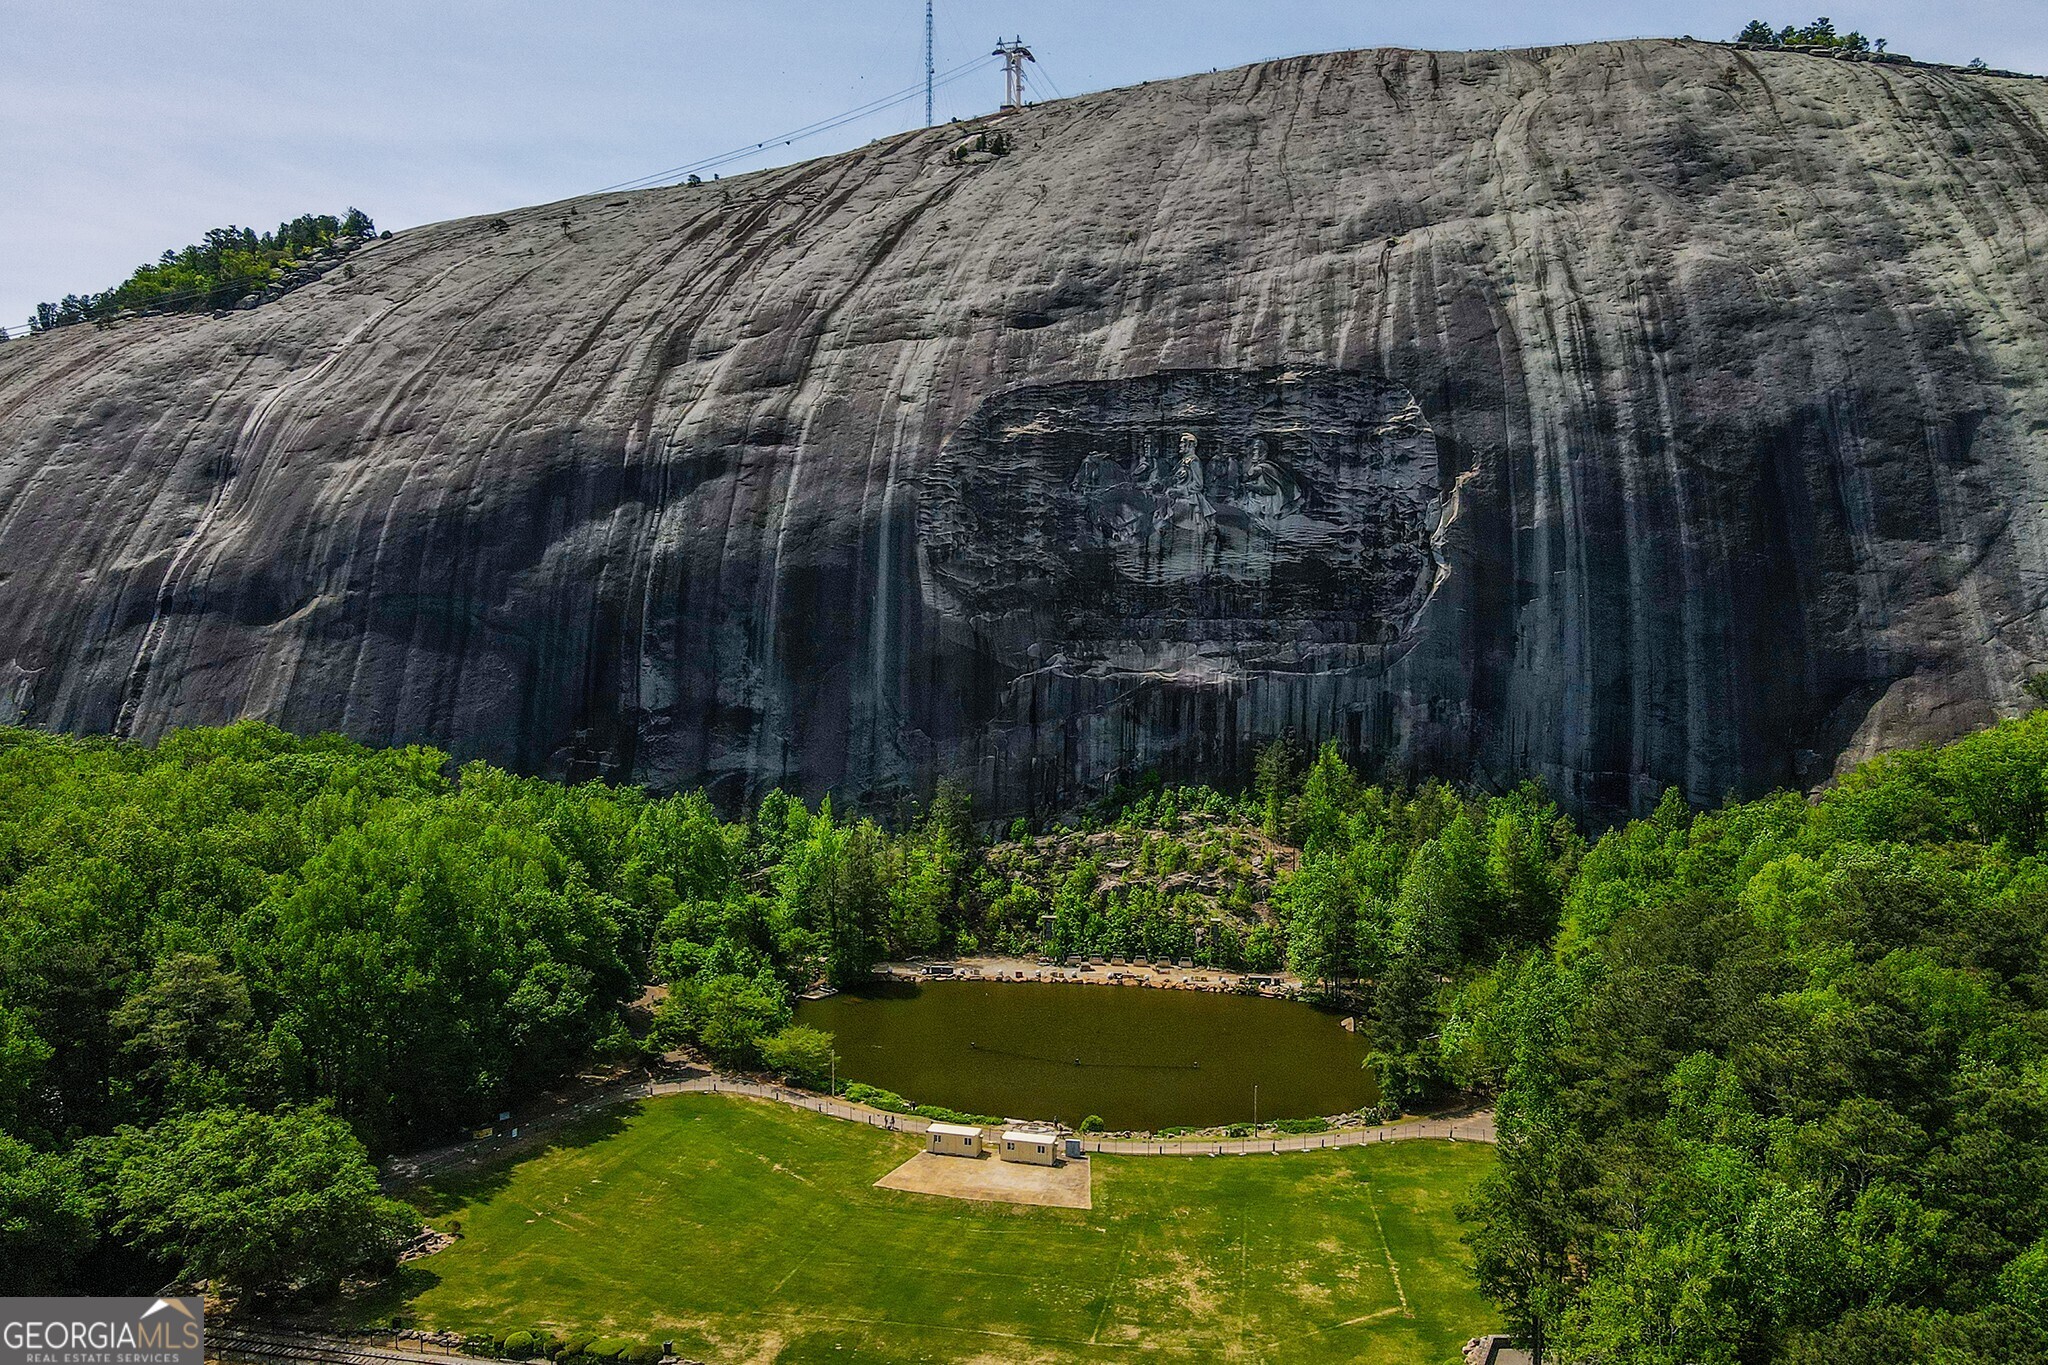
left=354, top=1094, right=1498, bottom=1364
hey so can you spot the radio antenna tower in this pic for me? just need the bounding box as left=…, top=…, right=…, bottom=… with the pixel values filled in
left=993, top=35, right=1034, bottom=111
left=924, top=2, right=935, bottom=125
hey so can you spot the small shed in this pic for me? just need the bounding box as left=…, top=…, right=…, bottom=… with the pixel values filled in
left=927, top=1122, right=984, bottom=1157
left=1000, top=1130, right=1059, bottom=1166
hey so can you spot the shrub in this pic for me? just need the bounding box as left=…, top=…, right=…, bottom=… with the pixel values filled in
left=558, top=1335, right=595, bottom=1360
left=619, top=1345, right=663, bottom=1365
left=1273, top=1117, right=1330, bottom=1134
left=501, top=1331, right=538, bottom=1360
left=910, top=1103, right=1002, bottom=1126
left=1225, top=1123, right=1253, bottom=1138
left=842, top=1082, right=911, bottom=1113
left=586, top=1340, right=635, bottom=1362
left=1078, top=1115, right=1104, bottom=1133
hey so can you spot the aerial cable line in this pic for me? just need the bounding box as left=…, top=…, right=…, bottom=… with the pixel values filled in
left=596, top=54, right=1000, bottom=194
left=23, top=55, right=1011, bottom=331
left=597, top=59, right=991, bottom=192
left=597, top=54, right=993, bottom=192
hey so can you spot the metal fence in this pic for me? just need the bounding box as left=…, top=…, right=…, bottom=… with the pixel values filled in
left=660, top=1077, right=1495, bottom=1154
left=658, top=1076, right=931, bottom=1134
left=1080, top=1115, right=1495, bottom=1155
left=386, top=1072, right=1495, bottom=1185
left=210, top=1324, right=475, bottom=1364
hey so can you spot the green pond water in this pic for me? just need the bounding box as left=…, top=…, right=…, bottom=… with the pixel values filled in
left=794, top=980, right=1378, bottom=1132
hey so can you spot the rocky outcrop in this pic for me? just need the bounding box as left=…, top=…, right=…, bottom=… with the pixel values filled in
left=916, top=368, right=1445, bottom=805
left=1, top=40, right=2046, bottom=819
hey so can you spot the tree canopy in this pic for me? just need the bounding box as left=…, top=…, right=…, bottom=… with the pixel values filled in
left=90, top=1104, right=411, bottom=1299
left=0, top=723, right=983, bottom=1293
left=29, top=209, right=376, bottom=331
left=1460, top=712, right=2048, bottom=1360
left=7, top=709, right=2048, bottom=1333
left=1735, top=17, right=1889, bottom=53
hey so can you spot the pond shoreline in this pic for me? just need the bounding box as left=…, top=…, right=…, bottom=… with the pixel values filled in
left=797, top=974, right=1373, bottom=1131
left=858, top=953, right=1312, bottom=1001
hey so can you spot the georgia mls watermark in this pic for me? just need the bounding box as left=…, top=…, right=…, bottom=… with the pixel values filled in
left=0, top=1299, right=203, bottom=1365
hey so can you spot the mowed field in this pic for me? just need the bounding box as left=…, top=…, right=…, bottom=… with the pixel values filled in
left=360, top=1095, right=1498, bottom=1364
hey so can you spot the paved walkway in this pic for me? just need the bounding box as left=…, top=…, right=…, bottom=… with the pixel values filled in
left=386, top=1070, right=1492, bottom=1184
left=642, top=1075, right=1495, bottom=1153
left=1082, top=1111, right=1495, bottom=1153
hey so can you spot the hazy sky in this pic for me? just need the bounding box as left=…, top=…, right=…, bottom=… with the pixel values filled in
left=4, top=0, right=2041, bottom=330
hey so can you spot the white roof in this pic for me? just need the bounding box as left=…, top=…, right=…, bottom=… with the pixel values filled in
left=1003, top=1129, right=1054, bottom=1143
left=928, top=1122, right=983, bottom=1138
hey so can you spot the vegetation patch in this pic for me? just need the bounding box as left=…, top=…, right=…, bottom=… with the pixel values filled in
left=1464, top=712, right=2048, bottom=1359
left=28, top=209, right=378, bottom=330
left=1273, top=1117, right=1333, bottom=1135
left=8, top=705, right=2048, bottom=1360
left=1735, top=15, right=1892, bottom=53
left=839, top=1081, right=1000, bottom=1127
left=353, top=1093, right=1497, bottom=1364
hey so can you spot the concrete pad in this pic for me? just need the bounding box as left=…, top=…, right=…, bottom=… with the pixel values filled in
left=875, top=1150, right=1092, bottom=1209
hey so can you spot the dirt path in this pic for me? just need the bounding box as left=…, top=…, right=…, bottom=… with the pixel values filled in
left=875, top=1150, right=1093, bottom=1209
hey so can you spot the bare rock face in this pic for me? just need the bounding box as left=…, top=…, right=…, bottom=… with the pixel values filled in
left=2, top=40, right=2046, bottom=819
left=919, top=368, right=1444, bottom=808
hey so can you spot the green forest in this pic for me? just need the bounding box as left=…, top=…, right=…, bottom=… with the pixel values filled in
left=28, top=208, right=376, bottom=332
left=2, top=715, right=2047, bottom=1359
left=1463, top=717, right=2048, bottom=1360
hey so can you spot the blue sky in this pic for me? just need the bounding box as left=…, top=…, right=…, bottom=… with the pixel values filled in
left=3, top=0, right=2040, bottom=331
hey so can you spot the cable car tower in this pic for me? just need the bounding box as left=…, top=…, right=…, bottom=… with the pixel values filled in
left=993, top=36, right=1034, bottom=111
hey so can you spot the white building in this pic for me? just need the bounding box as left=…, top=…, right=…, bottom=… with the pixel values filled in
left=1000, top=1129, right=1058, bottom=1165
left=926, top=1122, right=984, bottom=1157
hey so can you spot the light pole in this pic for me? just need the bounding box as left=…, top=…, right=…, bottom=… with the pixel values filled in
left=1252, top=1083, right=1259, bottom=1138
